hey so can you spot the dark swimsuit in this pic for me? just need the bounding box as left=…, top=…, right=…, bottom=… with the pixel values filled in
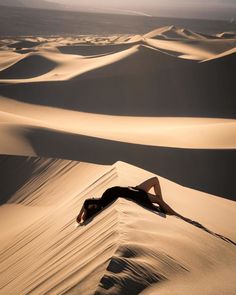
left=84, top=186, right=159, bottom=212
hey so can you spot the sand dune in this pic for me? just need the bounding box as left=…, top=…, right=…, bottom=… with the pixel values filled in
left=7, top=39, right=42, bottom=49
left=201, top=47, right=236, bottom=63
left=1, top=98, right=236, bottom=150
left=0, top=26, right=236, bottom=294
left=216, top=32, right=236, bottom=39
left=0, top=45, right=148, bottom=82
left=57, top=43, right=132, bottom=56
left=0, top=54, right=57, bottom=79
left=145, top=37, right=236, bottom=60
left=143, top=26, right=236, bottom=60
left=0, top=51, right=23, bottom=71
left=143, top=26, right=208, bottom=40
left=0, top=156, right=235, bottom=294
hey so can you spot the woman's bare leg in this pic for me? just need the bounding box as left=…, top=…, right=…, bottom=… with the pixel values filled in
left=137, top=176, right=184, bottom=217
left=157, top=198, right=181, bottom=216
left=147, top=192, right=182, bottom=217
left=136, top=176, right=163, bottom=200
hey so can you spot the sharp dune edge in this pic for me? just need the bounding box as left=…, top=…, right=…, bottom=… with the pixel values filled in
left=0, top=25, right=236, bottom=294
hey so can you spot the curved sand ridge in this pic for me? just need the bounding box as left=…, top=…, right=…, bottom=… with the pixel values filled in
left=0, top=45, right=148, bottom=83
left=0, top=54, right=57, bottom=79
left=201, top=47, right=236, bottom=63
left=0, top=99, right=236, bottom=151
left=145, top=37, right=236, bottom=60
left=0, top=42, right=200, bottom=83
left=0, top=156, right=235, bottom=294
left=57, top=43, right=132, bottom=56
left=7, top=39, right=42, bottom=49
left=143, top=26, right=208, bottom=40
left=216, top=32, right=236, bottom=39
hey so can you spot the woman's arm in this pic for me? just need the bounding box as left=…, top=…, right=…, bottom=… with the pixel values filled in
left=76, top=205, right=87, bottom=223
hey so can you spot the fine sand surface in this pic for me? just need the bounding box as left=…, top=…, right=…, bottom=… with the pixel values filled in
left=0, top=26, right=236, bottom=294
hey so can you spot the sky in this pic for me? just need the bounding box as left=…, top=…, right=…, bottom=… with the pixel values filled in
left=49, top=0, right=236, bottom=20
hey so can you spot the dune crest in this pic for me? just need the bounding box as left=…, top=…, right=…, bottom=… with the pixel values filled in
left=143, top=25, right=207, bottom=40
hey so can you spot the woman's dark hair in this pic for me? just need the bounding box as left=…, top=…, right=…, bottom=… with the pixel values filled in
left=84, top=198, right=102, bottom=220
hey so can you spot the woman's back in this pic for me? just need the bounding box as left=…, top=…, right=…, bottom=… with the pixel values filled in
left=100, top=186, right=153, bottom=209
left=82, top=185, right=158, bottom=222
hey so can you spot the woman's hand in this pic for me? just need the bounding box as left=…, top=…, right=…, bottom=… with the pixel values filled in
left=77, top=208, right=88, bottom=225
left=76, top=205, right=85, bottom=224
left=76, top=206, right=85, bottom=223
left=76, top=215, right=82, bottom=224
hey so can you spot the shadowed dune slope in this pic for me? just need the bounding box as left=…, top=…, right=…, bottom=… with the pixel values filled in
left=0, top=156, right=235, bottom=295
left=0, top=43, right=235, bottom=118
left=217, top=32, right=236, bottom=39
left=1, top=97, right=235, bottom=150
left=7, top=40, right=42, bottom=49
left=57, top=43, right=133, bottom=56
left=0, top=54, right=57, bottom=79
left=144, top=37, right=236, bottom=59
left=202, top=47, right=236, bottom=63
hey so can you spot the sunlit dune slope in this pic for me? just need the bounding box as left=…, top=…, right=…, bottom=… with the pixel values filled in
left=0, top=156, right=235, bottom=295
left=0, top=98, right=236, bottom=152
left=143, top=26, right=207, bottom=40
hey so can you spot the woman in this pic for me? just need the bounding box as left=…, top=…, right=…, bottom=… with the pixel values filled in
left=76, top=176, right=182, bottom=224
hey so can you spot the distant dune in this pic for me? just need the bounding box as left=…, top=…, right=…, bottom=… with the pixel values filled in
left=0, top=25, right=236, bottom=294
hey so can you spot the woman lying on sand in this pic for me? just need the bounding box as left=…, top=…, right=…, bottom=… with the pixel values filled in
left=76, top=176, right=236, bottom=246
left=76, top=176, right=183, bottom=224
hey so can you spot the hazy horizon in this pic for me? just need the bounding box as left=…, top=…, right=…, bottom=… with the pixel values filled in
left=48, top=0, right=236, bottom=20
